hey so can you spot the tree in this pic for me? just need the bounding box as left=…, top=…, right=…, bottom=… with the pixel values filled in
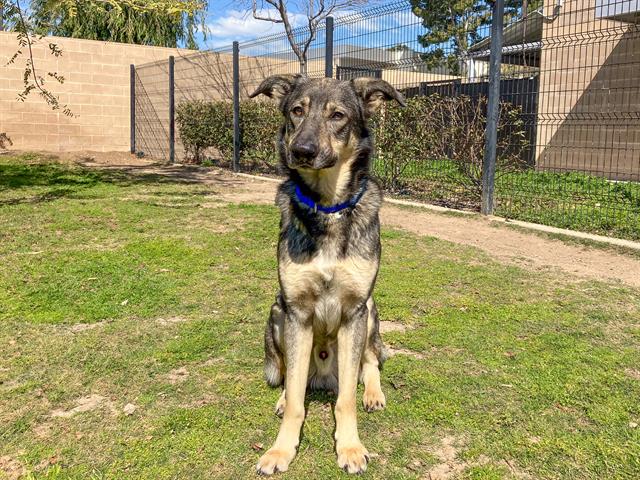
left=29, top=0, right=206, bottom=49
left=246, top=0, right=374, bottom=75
left=1, top=0, right=206, bottom=115
left=409, top=0, right=542, bottom=75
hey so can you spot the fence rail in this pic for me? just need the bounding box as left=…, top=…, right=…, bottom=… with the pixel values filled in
left=132, top=0, right=640, bottom=241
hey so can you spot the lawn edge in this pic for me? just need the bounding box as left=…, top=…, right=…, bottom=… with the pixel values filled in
left=229, top=170, right=640, bottom=252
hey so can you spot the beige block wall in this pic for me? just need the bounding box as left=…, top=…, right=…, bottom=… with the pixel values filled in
left=0, top=32, right=196, bottom=153
left=536, top=0, right=640, bottom=180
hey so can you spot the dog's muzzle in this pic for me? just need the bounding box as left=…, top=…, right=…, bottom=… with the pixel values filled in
left=290, top=137, right=319, bottom=166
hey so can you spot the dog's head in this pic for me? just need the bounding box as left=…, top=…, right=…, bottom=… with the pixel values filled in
left=250, top=76, right=405, bottom=171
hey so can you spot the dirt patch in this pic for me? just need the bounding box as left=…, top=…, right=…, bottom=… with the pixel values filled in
left=182, top=393, right=219, bottom=409
left=68, top=321, right=107, bottom=333
left=603, top=322, right=640, bottom=346
left=164, top=367, right=189, bottom=384
left=0, top=456, right=25, bottom=480
left=76, top=159, right=276, bottom=206
left=379, top=320, right=409, bottom=334
left=200, top=357, right=225, bottom=367
left=50, top=394, right=116, bottom=418
left=156, top=316, right=189, bottom=326
left=388, top=345, right=427, bottom=360
left=388, top=344, right=463, bottom=361
left=70, top=151, right=157, bottom=167
left=33, top=422, right=54, bottom=439
left=416, top=437, right=530, bottom=480
left=380, top=206, right=640, bottom=288
left=625, top=368, right=640, bottom=381
left=421, top=435, right=469, bottom=480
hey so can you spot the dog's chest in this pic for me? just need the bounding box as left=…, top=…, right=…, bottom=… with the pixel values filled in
left=280, top=245, right=377, bottom=334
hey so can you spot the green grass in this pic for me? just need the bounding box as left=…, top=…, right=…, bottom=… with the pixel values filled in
left=370, top=157, right=640, bottom=241
left=1, top=153, right=640, bottom=479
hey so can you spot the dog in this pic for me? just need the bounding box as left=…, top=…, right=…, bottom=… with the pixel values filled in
left=249, top=75, right=405, bottom=475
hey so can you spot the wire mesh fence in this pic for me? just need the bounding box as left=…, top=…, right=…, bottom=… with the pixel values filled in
left=132, top=0, right=640, bottom=240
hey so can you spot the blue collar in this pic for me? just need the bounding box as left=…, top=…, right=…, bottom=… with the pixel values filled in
left=294, top=180, right=368, bottom=214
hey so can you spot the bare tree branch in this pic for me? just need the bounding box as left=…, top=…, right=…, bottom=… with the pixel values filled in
left=247, top=0, right=378, bottom=75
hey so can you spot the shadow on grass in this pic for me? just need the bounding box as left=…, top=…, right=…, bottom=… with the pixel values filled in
left=0, top=154, right=242, bottom=206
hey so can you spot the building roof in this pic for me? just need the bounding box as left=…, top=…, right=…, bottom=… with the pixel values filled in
left=596, top=0, right=640, bottom=23
left=468, top=10, right=544, bottom=66
left=468, top=1, right=639, bottom=65
left=266, top=43, right=421, bottom=67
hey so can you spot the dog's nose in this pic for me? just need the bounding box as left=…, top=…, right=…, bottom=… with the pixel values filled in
left=291, top=141, right=318, bottom=161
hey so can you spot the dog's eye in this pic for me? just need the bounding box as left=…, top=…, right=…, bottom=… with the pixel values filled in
left=291, top=106, right=304, bottom=117
left=331, top=111, right=345, bottom=121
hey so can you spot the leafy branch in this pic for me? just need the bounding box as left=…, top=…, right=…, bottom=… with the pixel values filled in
left=3, top=0, right=73, bottom=115
left=1, top=0, right=207, bottom=115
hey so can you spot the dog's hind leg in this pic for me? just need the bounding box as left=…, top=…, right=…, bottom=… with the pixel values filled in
left=264, top=294, right=286, bottom=388
left=361, top=298, right=387, bottom=412
left=257, top=308, right=314, bottom=475
left=335, top=302, right=370, bottom=474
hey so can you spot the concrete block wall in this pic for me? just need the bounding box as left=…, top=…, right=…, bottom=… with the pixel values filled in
left=0, top=31, right=195, bottom=153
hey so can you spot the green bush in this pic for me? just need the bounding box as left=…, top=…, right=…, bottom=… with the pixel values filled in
left=176, top=99, right=280, bottom=169
left=370, top=94, right=529, bottom=194
left=239, top=101, right=281, bottom=170
left=177, top=95, right=528, bottom=189
left=176, top=100, right=233, bottom=163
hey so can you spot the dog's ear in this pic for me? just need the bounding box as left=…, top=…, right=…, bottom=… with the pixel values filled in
left=249, top=74, right=302, bottom=100
left=351, top=78, right=406, bottom=116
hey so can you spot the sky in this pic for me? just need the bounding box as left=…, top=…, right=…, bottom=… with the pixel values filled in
left=201, top=1, right=420, bottom=51
left=203, top=1, right=312, bottom=49
left=13, top=0, right=458, bottom=55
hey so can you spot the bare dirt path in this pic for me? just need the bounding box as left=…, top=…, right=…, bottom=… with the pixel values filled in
left=74, top=156, right=640, bottom=288
left=379, top=206, right=640, bottom=288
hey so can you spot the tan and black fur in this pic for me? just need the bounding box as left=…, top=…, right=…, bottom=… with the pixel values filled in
left=250, top=75, right=405, bottom=475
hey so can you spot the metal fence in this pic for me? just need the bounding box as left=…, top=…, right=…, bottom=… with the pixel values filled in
left=131, top=0, right=640, bottom=240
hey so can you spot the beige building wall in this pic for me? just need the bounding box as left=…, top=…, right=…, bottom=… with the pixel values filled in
left=536, top=0, right=640, bottom=180
left=381, top=69, right=459, bottom=87
left=0, top=31, right=195, bottom=153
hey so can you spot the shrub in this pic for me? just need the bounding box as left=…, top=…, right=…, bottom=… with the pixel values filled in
left=0, top=133, right=13, bottom=150
left=177, top=95, right=529, bottom=192
left=176, top=100, right=233, bottom=163
left=371, top=94, right=529, bottom=195
left=239, top=101, right=281, bottom=170
left=176, top=99, right=280, bottom=169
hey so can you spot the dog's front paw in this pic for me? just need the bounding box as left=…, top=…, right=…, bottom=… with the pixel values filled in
left=256, top=447, right=296, bottom=475
left=363, top=388, right=386, bottom=412
left=337, top=442, right=369, bottom=474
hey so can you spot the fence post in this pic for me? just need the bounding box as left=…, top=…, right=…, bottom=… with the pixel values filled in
left=325, top=16, right=334, bottom=78
left=130, top=64, right=136, bottom=154
left=481, top=0, right=505, bottom=215
left=232, top=41, right=240, bottom=172
left=169, top=56, right=175, bottom=163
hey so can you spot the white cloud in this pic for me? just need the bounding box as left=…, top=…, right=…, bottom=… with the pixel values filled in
left=204, top=8, right=308, bottom=48
left=200, top=4, right=426, bottom=53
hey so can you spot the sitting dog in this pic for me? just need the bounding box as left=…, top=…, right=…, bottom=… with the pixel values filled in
left=250, top=75, right=405, bottom=475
